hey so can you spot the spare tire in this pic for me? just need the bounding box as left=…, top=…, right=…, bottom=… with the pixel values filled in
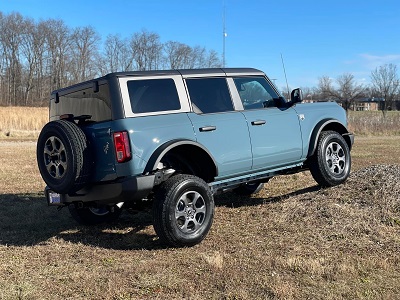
left=37, top=120, right=91, bottom=194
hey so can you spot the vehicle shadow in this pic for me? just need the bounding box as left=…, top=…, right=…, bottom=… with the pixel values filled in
left=0, top=193, right=162, bottom=250
left=215, top=185, right=321, bottom=208
left=1, top=186, right=321, bottom=250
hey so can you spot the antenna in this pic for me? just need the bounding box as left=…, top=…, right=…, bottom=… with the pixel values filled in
left=281, top=53, right=290, bottom=98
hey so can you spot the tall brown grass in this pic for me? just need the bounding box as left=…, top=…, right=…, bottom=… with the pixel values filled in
left=0, top=106, right=48, bottom=137
left=347, top=110, right=400, bottom=135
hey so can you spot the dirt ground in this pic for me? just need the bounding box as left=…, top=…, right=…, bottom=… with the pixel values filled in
left=0, top=136, right=399, bottom=299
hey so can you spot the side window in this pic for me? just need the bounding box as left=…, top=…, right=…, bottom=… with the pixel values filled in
left=186, top=78, right=234, bottom=114
left=127, top=78, right=181, bottom=114
left=233, top=77, right=281, bottom=110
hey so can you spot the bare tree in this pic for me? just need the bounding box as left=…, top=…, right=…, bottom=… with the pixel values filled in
left=317, top=73, right=364, bottom=112
left=300, top=86, right=317, bottom=101
left=163, top=41, right=191, bottom=69
left=337, top=74, right=365, bottom=111
left=189, top=46, right=206, bottom=69
left=42, top=19, right=73, bottom=91
left=130, top=29, right=162, bottom=71
left=32, top=20, right=50, bottom=104
left=163, top=42, right=221, bottom=69
left=19, top=17, right=44, bottom=105
left=0, top=12, right=24, bottom=105
left=203, top=49, right=222, bottom=68
left=370, top=63, right=400, bottom=113
left=70, top=26, right=100, bottom=82
left=101, top=34, right=132, bottom=73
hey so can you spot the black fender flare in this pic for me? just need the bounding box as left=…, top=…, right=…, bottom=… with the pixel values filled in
left=307, top=119, right=351, bottom=157
left=143, top=139, right=218, bottom=176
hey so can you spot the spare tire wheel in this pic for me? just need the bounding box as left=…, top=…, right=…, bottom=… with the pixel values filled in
left=37, top=120, right=91, bottom=194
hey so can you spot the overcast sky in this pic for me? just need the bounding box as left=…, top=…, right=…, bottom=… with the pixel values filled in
left=2, top=0, right=400, bottom=89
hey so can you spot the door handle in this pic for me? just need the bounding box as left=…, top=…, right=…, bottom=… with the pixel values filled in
left=251, top=120, right=266, bottom=126
left=199, top=126, right=216, bottom=132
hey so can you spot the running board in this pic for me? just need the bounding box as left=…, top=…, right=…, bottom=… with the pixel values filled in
left=209, top=163, right=303, bottom=195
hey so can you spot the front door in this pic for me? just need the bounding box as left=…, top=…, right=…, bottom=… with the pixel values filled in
left=231, top=76, right=303, bottom=171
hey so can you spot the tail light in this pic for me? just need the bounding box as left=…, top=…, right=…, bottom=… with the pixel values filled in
left=113, top=131, right=132, bottom=163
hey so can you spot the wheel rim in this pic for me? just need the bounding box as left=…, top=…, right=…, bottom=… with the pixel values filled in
left=88, top=207, right=110, bottom=216
left=175, top=191, right=206, bottom=233
left=43, top=136, right=67, bottom=179
left=325, top=141, right=346, bottom=176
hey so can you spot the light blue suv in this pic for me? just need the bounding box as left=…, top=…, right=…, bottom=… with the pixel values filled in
left=37, top=68, right=354, bottom=247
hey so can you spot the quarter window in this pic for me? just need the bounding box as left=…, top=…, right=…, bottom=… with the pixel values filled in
left=233, top=77, right=281, bottom=110
left=186, top=78, right=234, bottom=114
left=127, top=79, right=181, bottom=114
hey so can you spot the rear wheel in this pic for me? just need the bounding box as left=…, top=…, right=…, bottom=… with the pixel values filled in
left=309, top=130, right=351, bottom=187
left=152, top=174, right=214, bottom=247
left=68, top=203, right=123, bottom=225
left=233, top=182, right=265, bottom=195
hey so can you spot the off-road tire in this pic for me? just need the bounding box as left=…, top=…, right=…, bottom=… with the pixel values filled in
left=152, top=174, right=214, bottom=247
left=233, top=182, right=264, bottom=195
left=309, top=130, right=351, bottom=187
left=68, top=204, right=122, bottom=225
left=37, top=120, right=91, bottom=194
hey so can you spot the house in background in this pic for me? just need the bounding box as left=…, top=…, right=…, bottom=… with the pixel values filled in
left=353, top=98, right=384, bottom=111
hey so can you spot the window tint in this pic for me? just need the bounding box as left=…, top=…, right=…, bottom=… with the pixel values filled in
left=234, top=77, right=281, bottom=110
left=186, top=78, right=234, bottom=114
left=127, top=78, right=181, bottom=114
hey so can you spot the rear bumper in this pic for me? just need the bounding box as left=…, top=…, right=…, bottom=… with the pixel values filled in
left=46, top=174, right=155, bottom=206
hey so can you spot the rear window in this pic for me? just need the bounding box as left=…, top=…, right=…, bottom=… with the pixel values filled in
left=50, top=83, right=111, bottom=122
left=186, top=78, right=234, bottom=114
left=127, top=79, right=181, bottom=114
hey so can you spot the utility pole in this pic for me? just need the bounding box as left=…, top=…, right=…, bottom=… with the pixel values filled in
left=222, top=0, right=227, bottom=67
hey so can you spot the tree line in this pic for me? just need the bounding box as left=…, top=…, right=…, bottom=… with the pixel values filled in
left=0, top=11, right=222, bottom=106
left=1, top=11, right=399, bottom=110
left=293, top=63, right=400, bottom=113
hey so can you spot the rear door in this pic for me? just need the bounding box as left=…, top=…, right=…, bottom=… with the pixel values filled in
left=185, top=76, right=252, bottom=179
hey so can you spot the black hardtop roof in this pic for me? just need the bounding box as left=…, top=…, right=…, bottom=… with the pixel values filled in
left=51, top=67, right=265, bottom=95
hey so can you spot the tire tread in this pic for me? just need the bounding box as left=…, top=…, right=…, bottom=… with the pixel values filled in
left=309, top=130, right=351, bottom=187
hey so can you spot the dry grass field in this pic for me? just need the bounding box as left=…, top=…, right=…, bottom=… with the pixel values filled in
left=348, top=111, right=400, bottom=136
left=0, top=107, right=47, bottom=139
left=1, top=108, right=400, bottom=299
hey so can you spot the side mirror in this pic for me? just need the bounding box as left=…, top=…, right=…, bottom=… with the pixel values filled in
left=290, top=88, right=303, bottom=104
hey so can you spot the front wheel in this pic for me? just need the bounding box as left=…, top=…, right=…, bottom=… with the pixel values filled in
left=309, top=130, right=351, bottom=187
left=152, top=174, right=214, bottom=247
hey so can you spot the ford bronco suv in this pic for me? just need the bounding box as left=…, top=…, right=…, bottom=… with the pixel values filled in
left=37, top=68, right=354, bottom=247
